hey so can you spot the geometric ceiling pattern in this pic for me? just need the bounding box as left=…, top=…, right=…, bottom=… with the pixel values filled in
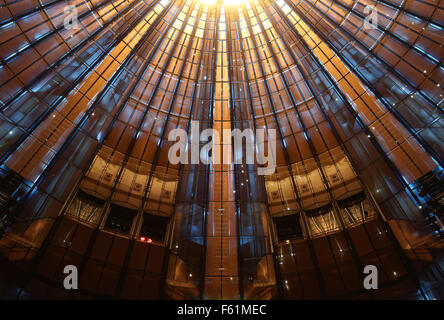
left=0, top=0, right=442, bottom=300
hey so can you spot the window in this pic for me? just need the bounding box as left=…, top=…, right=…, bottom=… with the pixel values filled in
left=305, top=204, right=340, bottom=237
left=337, top=191, right=376, bottom=227
left=140, top=212, right=170, bottom=242
left=66, top=190, right=105, bottom=226
left=273, top=213, right=303, bottom=242
left=105, top=204, right=137, bottom=234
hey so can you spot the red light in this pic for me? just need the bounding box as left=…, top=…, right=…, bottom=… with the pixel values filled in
left=139, top=236, right=152, bottom=243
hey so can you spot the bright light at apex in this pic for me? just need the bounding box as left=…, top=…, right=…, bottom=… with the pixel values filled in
left=200, top=0, right=248, bottom=5
left=224, top=0, right=247, bottom=4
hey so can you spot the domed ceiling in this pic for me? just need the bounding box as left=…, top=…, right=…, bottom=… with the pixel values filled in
left=0, top=0, right=442, bottom=300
